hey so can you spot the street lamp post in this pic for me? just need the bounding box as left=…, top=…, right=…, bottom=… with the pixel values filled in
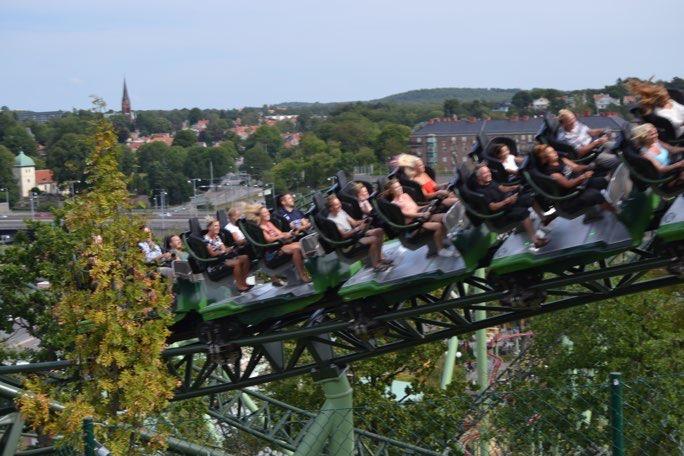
left=160, top=190, right=168, bottom=232
left=188, top=178, right=201, bottom=215
left=29, top=192, right=37, bottom=219
left=0, top=188, right=8, bottom=207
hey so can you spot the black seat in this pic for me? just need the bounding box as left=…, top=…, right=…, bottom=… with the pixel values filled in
left=215, top=210, right=237, bottom=246
left=522, top=155, right=594, bottom=220
left=371, top=189, right=435, bottom=251
left=390, top=167, right=426, bottom=203
left=482, top=136, right=524, bottom=184
left=535, top=112, right=598, bottom=164
left=237, top=218, right=291, bottom=269
left=310, top=191, right=370, bottom=260
left=182, top=219, right=234, bottom=281
left=452, top=169, right=522, bottom=233
left=620, top=138, right=682, bottom=198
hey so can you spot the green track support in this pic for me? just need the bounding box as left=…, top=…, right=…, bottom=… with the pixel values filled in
left=440, top=336, right=459, bottom=389
left=609, top=372, right=625, bottom=456
left=1, top=412, right=25, bottom=456
left=83, top=417, right=95, bottom=456
left=294, top=366, right=354, bottom=456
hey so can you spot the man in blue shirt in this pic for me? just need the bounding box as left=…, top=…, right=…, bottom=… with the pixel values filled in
left=275, top=193, right=311, bottom=232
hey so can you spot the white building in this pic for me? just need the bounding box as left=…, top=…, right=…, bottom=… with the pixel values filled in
left=593, top=93, right=621, bottom=110
left=12, top=151, right=36, bottom=197
left=532, top=97, right=550, bottom=111
left=12, top=151, right=59, bottom=197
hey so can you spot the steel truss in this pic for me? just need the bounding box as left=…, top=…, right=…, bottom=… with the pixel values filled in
left=1, top=251, right=681, bottom=401
left=167, top=253, right=682, bottom=400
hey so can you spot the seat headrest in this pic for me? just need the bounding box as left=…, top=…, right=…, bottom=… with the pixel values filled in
left=486, top=136, right=518, bottom=157
left=335, top=171, right=349, bottom=190
left=188, top=218, right=202, bottom=236
left=312, top=192, right=327, bottom=214
left=216, top=209, right=228, bottom=228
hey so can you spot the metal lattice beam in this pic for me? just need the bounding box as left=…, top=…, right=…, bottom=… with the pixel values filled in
left=1, top=252, right=681, bottom=400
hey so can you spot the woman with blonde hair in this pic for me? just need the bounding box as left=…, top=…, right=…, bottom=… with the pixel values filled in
left=627, top=79, right=684, bottom=138
left=384, top=179, right=457, bottom=257
left=204, top=219, right=253, bottom=292
left=254, top=205, right=311, bottom=283
left=631, top=123, right=684, bottom=187
left=395, top=154, right=458, bottom=207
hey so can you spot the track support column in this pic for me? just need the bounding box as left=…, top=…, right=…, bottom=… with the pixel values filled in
left=609, top=372, right=625, bottom=456
left=0, top=412, right=24, bottom=456
left=294, top=365, right=354, bottom=456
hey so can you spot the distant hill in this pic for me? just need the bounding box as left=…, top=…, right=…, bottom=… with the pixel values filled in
left=274, top=87, right=520, bottom=110
left=373, top=87, right=520, bottom=104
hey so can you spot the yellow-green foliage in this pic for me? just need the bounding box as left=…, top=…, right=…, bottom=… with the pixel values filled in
left=18, top=119, right=178, bottom=454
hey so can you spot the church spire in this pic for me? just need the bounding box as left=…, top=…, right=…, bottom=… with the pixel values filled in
left=122, top=78, right=132, bottom=119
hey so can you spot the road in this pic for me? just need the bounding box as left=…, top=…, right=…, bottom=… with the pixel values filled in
left=0, top=185, right=263, bottom=236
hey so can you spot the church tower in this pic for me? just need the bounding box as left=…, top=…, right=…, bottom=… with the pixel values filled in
left=122, top=79, right=133, bottom=120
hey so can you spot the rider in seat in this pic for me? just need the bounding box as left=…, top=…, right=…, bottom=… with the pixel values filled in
left=384, top=179, right=457, bottom=258
left=326, top=195, right=392, bottom=272
left=404, top=156, right=459, bottom=209
left=204, top=219, right=253, bottom=292
left=627, top=79, right=684, bottom=140
left=557, top=109, right=620, bottom=173
left=535, top=145, right=616, bottom=220
left=275, top=193, right=311, bottom=234
left=472, top=164, right=549, bottom=248
left=631, top=123, right=684, bottom=189
left=255, top=205, right=311, bottom=283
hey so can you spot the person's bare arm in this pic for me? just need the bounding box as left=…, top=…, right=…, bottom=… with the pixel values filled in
left=642, top=153, right=684, bottom=174
left=550, top=171, right=591, bottom=189
left=488, top=194, right=516, bottom=212
left=576, top=136, right=608, bottom=157
left=660, top=141, right=684, bottom=155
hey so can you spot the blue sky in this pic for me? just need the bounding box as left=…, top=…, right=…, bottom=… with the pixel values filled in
left=1, top=0, right=682, bottom=111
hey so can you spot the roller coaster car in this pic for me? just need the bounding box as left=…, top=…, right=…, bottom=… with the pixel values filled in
left=535, top=112, right=600, bottom=164
left=171, top=216, right=338, bottom=352
left=629, top=89, right=684, bottom=146
left=655, top=196, right=684, bottom=276
left=337, top=201, right=478, bottom=305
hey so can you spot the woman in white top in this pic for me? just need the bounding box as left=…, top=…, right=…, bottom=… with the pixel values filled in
left=492, top=143, right=525, bottom=176
left=225, top=207, right=246, bottom=245
left=353, top=182, right=374, bottom=216
left=627, top=79, right=684, bottom=138
left=326, top=195, right=391, bottom=272
left=204, top=219, right=252, bottom=292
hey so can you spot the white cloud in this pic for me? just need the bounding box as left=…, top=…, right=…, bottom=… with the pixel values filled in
left=68, top=77, right=84, bottom=85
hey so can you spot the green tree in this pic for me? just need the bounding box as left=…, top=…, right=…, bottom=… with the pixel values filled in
left=188, top=107, right=203, bottom=125
left=491, top=287, right=683, bottom=455
left=15, top=118, right=177, bottom=454
left=134, top=112, right=173, bottom=136
left=109, top=114, right=131, bottom=143
left=2, top=124, right=38, bottom=155
left=199, top=118, right=231, bottom=145
left=172, top=129, right=197, bottom=148
left=241, top=144, right=273, bottom=180
left=0, top=145, right=19, bottom=206
left=46, top=133, right=93, bottom=183
left=443, top=99, right=464, bottom=117
left=374, top=124, right=410, bottom=162
left=511, top=90, right=532, bottom=111
left=246, top=124, right=283, bottom=157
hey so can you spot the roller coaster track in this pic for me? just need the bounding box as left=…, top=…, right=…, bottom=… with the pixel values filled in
left=2, top=249, right=680, bottom=401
